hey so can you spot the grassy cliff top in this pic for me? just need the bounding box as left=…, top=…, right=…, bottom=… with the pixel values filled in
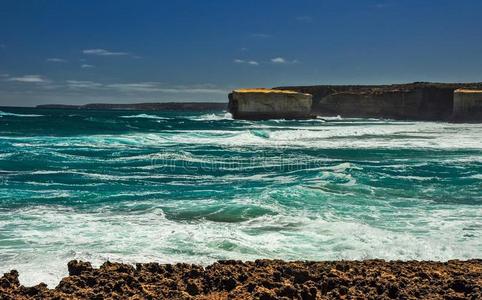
left=455, top=89, right=482, bottom=94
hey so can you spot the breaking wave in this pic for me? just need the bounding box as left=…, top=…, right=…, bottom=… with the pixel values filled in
left=0, top=110, right=43, bottom=117
left=119, top=114, right=170, bottom=120
left=0, top=108, right=481, bottom=287
left=188, top=112, right=233, bottom=121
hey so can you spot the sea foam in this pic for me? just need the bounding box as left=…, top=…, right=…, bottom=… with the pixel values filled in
left=0, top=110, right=43, bottom=117
left=0, top=109, right=480, bottom=287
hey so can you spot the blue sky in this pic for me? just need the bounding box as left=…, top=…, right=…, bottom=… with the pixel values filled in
left=1, top=0, right=481, bottom=106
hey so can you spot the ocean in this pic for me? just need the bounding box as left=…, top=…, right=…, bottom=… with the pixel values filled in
left=0, top=107, right=481, bottom=287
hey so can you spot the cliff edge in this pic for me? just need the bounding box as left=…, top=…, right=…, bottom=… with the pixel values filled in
left=276, top=82, right=482, bottom=122
left=228, top=88, right=313, bottom=120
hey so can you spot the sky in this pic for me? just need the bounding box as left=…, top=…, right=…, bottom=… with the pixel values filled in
left=1, top=0, right=482, bottom=106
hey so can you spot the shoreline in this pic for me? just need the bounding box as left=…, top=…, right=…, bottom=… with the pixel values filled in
left=1, top=259, right=481, bottom=299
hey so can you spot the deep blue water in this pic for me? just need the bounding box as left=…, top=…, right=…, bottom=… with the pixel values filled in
left=0, top=107, right=481, bottom=286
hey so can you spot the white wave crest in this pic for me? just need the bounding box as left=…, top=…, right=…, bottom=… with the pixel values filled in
left=189, top=112, right=232, bottom=121
left=120, top=114, right=169, bottom=120
left=0, top=110, right=43, bottom=117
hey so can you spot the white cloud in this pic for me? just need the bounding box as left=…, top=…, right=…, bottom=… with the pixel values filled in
left=374, top=2, right=393, bottom=9
left=234, top=59, right=259, bottom=66
left=154, top=84, right=228, bottom=94
left=106, top=82, right=227, bottom=93
left=0, top=73, right=9, bottom=77
left=271, top=57, right=299, bottom=64
left=158, top=88, right=227, bottom=94
left=66, top=80, right=103, bottom=89
left=250, top=33, right=272, bottom=38
left=271, top=57, right=286, bottom=64
left=7, top=75, right=49, bottom=83
left=82, top=49, right=129, bottom=56
left=46, top=58, right=67, bottom=63
left=296, top=16, right=313, bottom=23
left=64, top=80, right=227, bottom=94
left=106, top=82, right=162, bottom=92
left=81, top=64, right=95, bottom=69
left=5, top=76, right=227, bottom=95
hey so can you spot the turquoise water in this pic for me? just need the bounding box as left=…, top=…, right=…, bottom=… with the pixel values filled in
left=0, top=107, right=481, bottom=286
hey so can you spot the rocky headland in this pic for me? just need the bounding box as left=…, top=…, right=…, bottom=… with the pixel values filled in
left=228, top=89, right=313, bottom=120
left=275, top=82, right=482, bottom=122
left=1, top=259, right=481, bottom=299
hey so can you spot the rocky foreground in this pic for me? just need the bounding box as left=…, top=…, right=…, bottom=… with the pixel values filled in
left=1, top=260, right=481, bottom=299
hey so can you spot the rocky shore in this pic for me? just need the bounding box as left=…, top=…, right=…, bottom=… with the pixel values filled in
left=1, top=259, right=481, bottom=299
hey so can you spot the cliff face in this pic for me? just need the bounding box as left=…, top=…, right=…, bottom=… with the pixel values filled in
left=228, top=89, right=313, bottom=120
left=453, top=89, right=482, bottom=122
left=276, top=83, right=482, bottom=121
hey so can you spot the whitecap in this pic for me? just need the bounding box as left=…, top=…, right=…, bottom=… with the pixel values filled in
left=250, top=129, right=270, bottom=139
left=322, top=115, right=342, bottom=121
left=119, top=114, right=169, bottom=120
left=189, top=112, right=232, bottom=121
left=0, top=110, right=43, bottom=117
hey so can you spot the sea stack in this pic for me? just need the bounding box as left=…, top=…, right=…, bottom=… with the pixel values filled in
left=228, top=88, right=313, bottom=120
left=452, top=89, right=482, bottom=122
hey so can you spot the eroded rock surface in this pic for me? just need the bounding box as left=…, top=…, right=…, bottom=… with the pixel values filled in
left=228, top=89, right=313, bottom=120
left=1, top=259, right=481, bottom=299
left=453, top=89, right=482, bottom=122
left=276, top=82, right=482, bottom=121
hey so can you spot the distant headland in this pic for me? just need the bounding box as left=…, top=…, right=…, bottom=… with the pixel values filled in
left=36, top=102, right=227, bottom=111
left=34, top=82, right=482, bottom=122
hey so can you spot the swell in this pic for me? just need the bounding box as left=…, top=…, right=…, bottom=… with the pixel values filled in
left=0, top=108, right=481, bottom=287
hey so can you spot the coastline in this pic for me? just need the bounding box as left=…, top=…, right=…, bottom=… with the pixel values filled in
left=2, top=259, right=481, bottom=299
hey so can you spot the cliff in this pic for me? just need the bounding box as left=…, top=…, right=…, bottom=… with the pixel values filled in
left=276, top=82, right=482, bottom=121
left=228, top=89, right=313, bottom=120
left=36, top=102, right=227, bottom=111
left=452, top=89, right=482, bottom=122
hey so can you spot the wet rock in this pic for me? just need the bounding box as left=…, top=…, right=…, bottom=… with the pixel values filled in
left=0, top=259, right=481, bottom=299
left=0, top=270, right=19, bottom=289
left=67, top=260, right=93, bottom=276
left=185, top=279, right=200, bottom=296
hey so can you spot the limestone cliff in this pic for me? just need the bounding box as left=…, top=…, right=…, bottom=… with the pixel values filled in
left=452, top=89, right=482, bottom=122
left=228, top=89, right=313, bottom=120
left=276, top=82, right=482, bottom=121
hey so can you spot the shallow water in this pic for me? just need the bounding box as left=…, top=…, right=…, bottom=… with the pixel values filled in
left=0, top=107, right=481, bottom=287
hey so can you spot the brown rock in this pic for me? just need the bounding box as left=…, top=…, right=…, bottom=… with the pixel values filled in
left=0, top=259, right=481, bottom=299
left=67, top=260, right=93, bottom=276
